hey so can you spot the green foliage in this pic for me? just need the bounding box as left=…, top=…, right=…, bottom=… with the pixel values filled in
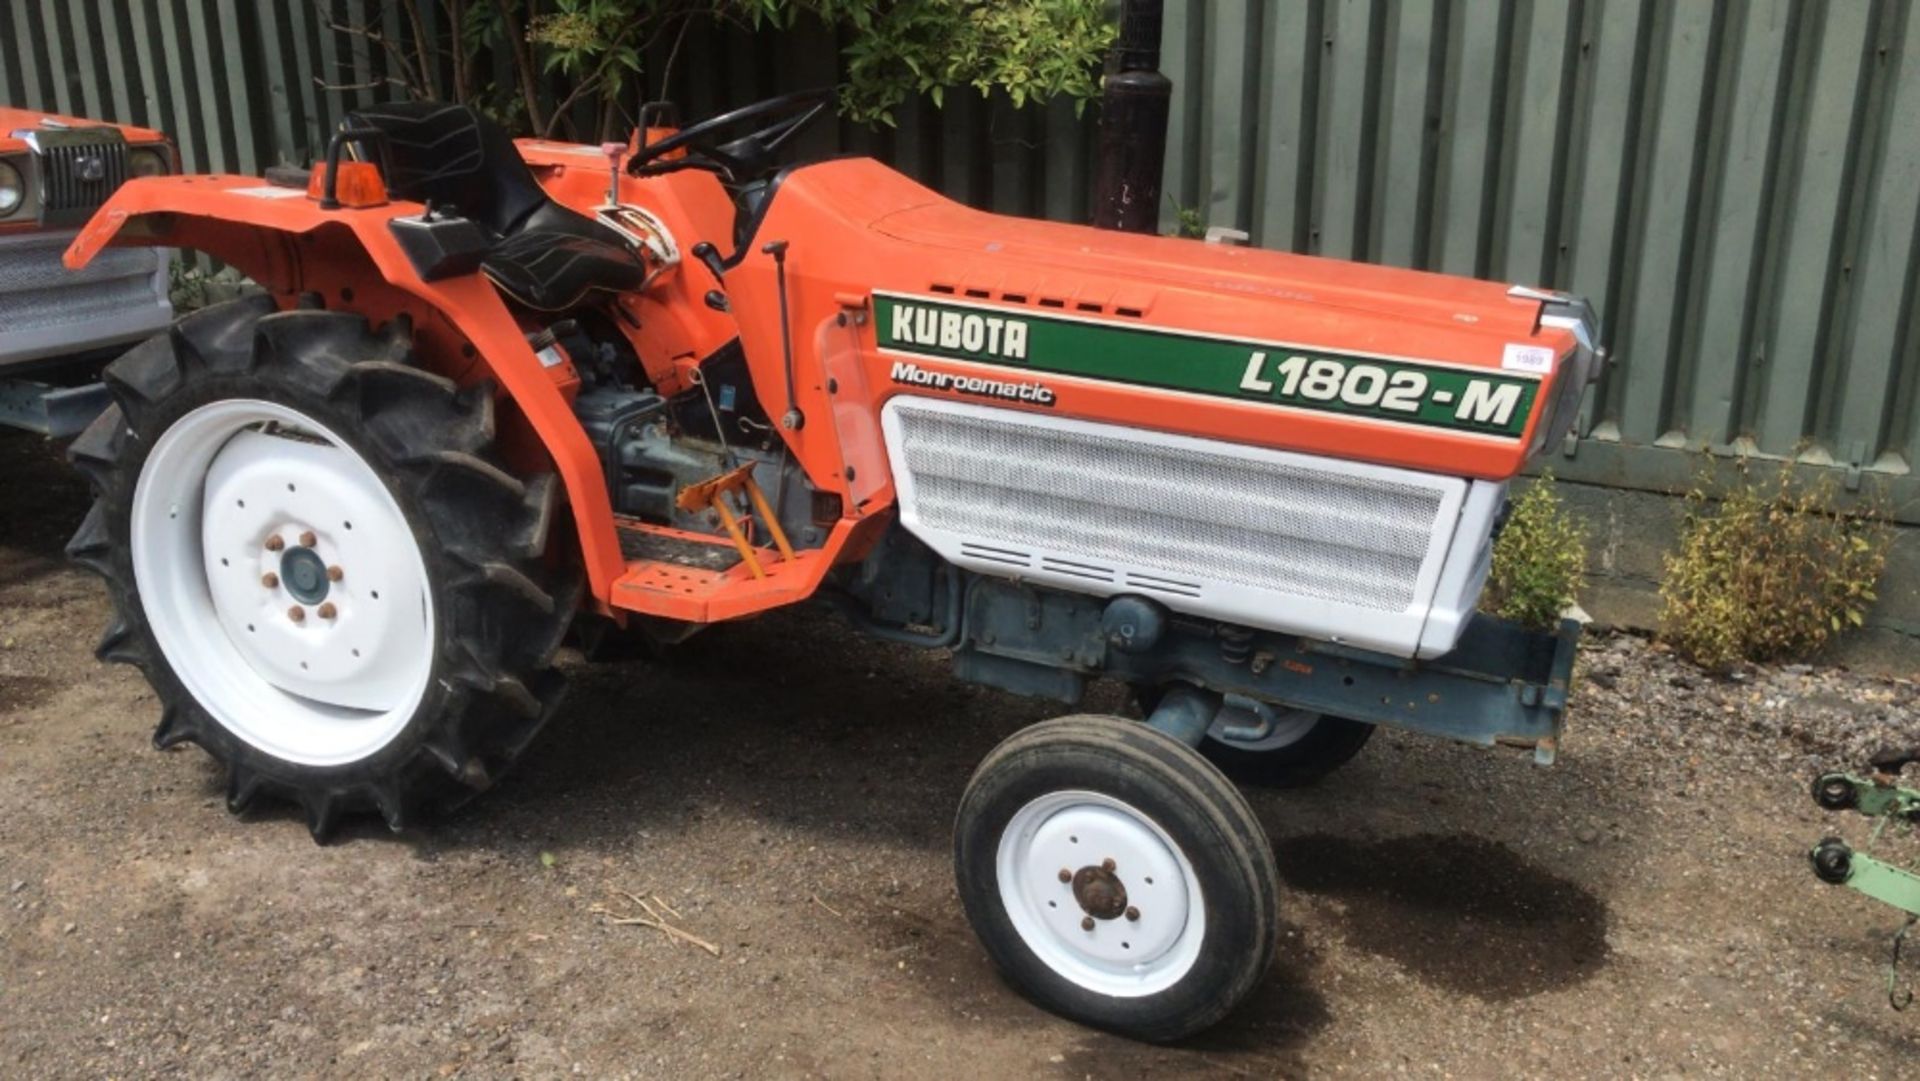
left=405, top=1, right=1114, bottom=137
left=1659, top=468, right=1889, bottom=671
left=1166, top=197, right=1206, bottom=239
left=1484, top=474, right=1588, bottom=630
left=167, top=259, right=254, bottom=313
left=812, top=0, right=1115, bottom=124
left=529, top=1, right=644, bottom=92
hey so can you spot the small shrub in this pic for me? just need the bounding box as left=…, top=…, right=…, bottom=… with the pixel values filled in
left=167, top=257, right=210, bottom=312
left=1485, top=473, right=1589, bottom=629
left=1165, top=197, right=1207, bottom=239
left=1659, top=468, right=1888, bottom=671
left=168, top=258, right=257, bottom=314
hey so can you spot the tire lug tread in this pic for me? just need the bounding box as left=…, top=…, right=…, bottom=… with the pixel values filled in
left=66, top=295, right=577, bottom=842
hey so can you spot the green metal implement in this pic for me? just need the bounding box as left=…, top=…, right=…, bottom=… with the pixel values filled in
left=1809, top=769, right=1920, bottom=1009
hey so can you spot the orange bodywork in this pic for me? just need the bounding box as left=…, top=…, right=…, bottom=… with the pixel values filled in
left=0, top=106, right=171, bottom=236
left=722, top=161, right=1585, bottom=495
left=0, top=107, right=167, bottom=146
left=64, top=138, right=1588, bottom=628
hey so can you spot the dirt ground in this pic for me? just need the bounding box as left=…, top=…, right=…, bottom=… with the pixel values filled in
left=2, top=427, right=1917, bottom=1080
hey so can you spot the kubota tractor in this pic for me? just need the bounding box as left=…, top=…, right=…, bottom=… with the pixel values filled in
left=1, top=107, right=177, bottom=436
left=61, top=93, right=1599, bottom=1040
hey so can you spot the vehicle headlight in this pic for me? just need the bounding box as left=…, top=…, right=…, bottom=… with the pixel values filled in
left=128, top=146, right=170, bottom=178
left=0, top=160, right=23, bottom=216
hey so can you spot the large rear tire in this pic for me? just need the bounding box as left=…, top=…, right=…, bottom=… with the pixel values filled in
left=954, top=715, right=1281, bottom=1042
left=67, top=295, right=579, bottom=841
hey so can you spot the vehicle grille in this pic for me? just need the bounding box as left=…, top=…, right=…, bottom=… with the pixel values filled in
left=35, top=138, right=128, bottom=226
left=0, top=231, right=168, bottom=349
left=882, top=396, right=1485, bottom=658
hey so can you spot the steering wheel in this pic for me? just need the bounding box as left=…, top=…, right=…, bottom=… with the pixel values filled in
left=627, top=88, right=833, bottom=183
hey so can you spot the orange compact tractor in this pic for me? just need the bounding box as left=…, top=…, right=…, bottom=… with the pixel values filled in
left=1, top=108, right=176, bottom=435
left=63, top=94, right=1599, bottom=1039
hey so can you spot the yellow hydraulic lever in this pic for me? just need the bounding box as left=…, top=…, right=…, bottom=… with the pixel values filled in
left=676, top=464, right=795, bottom=580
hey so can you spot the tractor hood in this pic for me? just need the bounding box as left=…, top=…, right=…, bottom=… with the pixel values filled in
left=736, top=159, right=1599, bottom=484
left=867, top=198, right=1542, bottom=343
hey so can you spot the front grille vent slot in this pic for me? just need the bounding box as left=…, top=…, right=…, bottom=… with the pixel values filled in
left=35, top=138, right=128, bottom=226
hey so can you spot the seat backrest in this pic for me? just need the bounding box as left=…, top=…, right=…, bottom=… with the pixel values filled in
left=343, top=101, right=550, bottom=236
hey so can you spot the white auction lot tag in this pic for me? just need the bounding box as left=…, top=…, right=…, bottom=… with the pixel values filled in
left=1502, top=342, right=1556, bottom=374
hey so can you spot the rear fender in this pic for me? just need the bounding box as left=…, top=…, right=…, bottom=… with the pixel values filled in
left=64, top=177, right=625, bottom=607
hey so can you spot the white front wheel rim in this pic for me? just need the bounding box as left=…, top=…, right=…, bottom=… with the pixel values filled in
left=996, top=790, right=1205, bottom=997
left=131, top=399, right=435, bottom=767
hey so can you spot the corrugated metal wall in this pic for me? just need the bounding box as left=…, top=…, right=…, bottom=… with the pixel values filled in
left=1161, top=0, right=1920, bottom=514
left=3, top=0, right=1916, bottom=513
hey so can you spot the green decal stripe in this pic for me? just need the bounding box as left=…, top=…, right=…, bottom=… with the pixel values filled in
left=873, top=294, right=1539, bottom=439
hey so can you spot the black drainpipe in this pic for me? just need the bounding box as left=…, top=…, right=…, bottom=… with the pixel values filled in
left=1091, top=0, right=1171, bottom=233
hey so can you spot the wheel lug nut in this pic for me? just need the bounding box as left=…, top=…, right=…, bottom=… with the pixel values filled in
left=1058, top=869, right=1072, bottom=884
left=264, top=535, right=285, bottom=552
left=317, top=602, right=338, bottom=620
left=288, top=605, right=306, bottom=623
left=327, top=565, right=344, bottom=582
left=1102, top=858, right=1116, bottom=872
left=1126, top=906, right=1140, bottom=921
left=261, top=572, right=279, bottom=588
left=1080, top=916, right=1095, bottom=932
left=299, top=530, right=317, bottom=548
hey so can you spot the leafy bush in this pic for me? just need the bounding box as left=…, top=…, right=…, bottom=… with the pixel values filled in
left=823, top=0, right=1115, bottom=120
left=1659, top=468, right=1888, bottom=671
left=167, top=259, right=256, bottom=313
left=1484, top=474, right=1588, bottom=630
left=358, top=0, right=1115, bottom=138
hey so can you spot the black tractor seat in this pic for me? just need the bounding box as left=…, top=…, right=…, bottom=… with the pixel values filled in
left=344, top=101, right=647, bottom=310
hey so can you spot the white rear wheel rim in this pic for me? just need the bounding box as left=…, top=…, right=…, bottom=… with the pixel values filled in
left=131, top=399, right=435, bottom=767
left=996, top=789, right=1205, bottom=997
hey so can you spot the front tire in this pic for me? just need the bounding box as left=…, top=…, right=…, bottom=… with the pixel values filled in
left=66, top=296, right=578, bottom=840
left=954, top=715, right=1281, bottom=1042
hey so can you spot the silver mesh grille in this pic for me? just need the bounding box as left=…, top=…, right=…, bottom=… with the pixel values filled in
left=891, top=400, right=1450, bottom=613
left=0, top=231, right=165, bottom=334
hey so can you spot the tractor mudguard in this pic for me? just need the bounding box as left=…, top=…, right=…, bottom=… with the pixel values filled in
left=63, top=176, right=628, bottom=605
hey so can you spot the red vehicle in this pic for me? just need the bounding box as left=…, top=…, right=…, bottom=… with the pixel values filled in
left=61, top=94, right=1596, bottom=1039
left=0, top=107, right=174, bottom=434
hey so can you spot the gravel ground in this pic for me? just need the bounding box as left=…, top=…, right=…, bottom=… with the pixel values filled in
left=2, top=428, right=1917, bottom=1079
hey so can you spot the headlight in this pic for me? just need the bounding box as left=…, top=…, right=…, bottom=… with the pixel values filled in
left=128, top=146, right=170, bottom=178
left=0, top=160, right=22, bottom=216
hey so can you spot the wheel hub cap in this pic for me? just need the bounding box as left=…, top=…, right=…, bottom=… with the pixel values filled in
left=1071, top=863, right=1129, bottom=920
left=279, top=545, right=331, bottom=604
